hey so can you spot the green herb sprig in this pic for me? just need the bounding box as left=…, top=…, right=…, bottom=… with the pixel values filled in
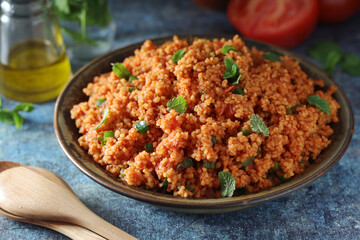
left=223, top=58, right=241, bottom=85
left=308, top=41, right=360, bottom=76
left=54, top=0, right=112, bottom=45
left=0, top=97, right=34, bottom=129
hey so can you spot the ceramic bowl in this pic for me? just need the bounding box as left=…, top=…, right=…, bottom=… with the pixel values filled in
left=54, top=34, right=354, bottom=213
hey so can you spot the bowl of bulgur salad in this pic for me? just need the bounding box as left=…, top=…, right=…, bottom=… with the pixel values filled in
left=54, top=34, right=353, bottom=213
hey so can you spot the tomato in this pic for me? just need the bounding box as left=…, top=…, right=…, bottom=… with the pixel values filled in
left=227, top=0, right=319, bottom=48
left=319, top=0, right=360, bottom=23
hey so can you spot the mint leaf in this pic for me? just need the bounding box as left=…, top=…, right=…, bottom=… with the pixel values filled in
left=223, top=58, right=241, bottom=85
left=218, top=171, right=236, bottom=197
left=167, top=96, right=187, bottom=114
left=14, top=103, right=34, bottom=112
left=308, top=41, right=342, bottom=63
left=322, top=51, right=342, bottom=76
left=94, top=108, right=109, bottom=130
left=307, top=95, right=331, bottom=115
left=340, top=53, right=360, bottom=76
left=224, top=58, right=237, bottom=73
left=221, top=46, right=238, bottom=55
left=232, top=87, right=245, bottom=95
left=263, top=52, right=282, bottom=62
left=250, top=114, right=269, bottom=137
left=172, top=49, right=186, bottom=63
left=112, top=63, right=130, bottom=80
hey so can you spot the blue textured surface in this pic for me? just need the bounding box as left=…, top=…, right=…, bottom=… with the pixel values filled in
left=1, top=1, right=360, bottom=239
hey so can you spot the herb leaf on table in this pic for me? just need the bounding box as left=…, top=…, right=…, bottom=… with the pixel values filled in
left=0, top=97, right=34, bottom=129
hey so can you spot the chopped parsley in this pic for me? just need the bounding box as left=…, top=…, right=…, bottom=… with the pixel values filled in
left=269, top=161, right=280, bottom=172
left=307, top=95, right=331, bottom=115
left=95, top=98, right=106, bottom=106
left=286, top=104, right=302, bottom=115
left=232, top=87, right=245, bottom=95
left=250, top=114, right=269, bottom=137
left=145, top=143, right=154, bottom=153
left=94, top=108, right=109, bottom=130
left=167, top=96, right=187, bottom=114
left=203, top=161, right=216, bottom=169
left=128, top=87, right=137, bottom=92
left=186, top=186, right=195, bottom=193
left=162, top=178, right=168, bottom=188
left=97, top=131, right=114, bottom=145
left=263, top=52, right=282, bottom=62
left=221, top=46, right=238, bottom=55
left=218, top=171, right=236, bottom=197
left=134, top=120, right=149, bottom=134
left=242, top=128, right=250, bottom=136
left=128, top=75, right=138, bottom=82
left=172, top=49, right=186, bottom=63
left=242, top=156, right=256, bottom=167
left=177, top=157, right=193, bottom=169
left=211, top=135, right=217, bottom=147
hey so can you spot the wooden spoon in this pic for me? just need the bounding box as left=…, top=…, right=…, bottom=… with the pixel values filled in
left=0, top=161, right=105, bottom=240
left=0, top=165, right=137, bottom=240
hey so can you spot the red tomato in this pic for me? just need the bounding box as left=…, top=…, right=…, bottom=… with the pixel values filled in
left=227, top=0, right=319, bottom=48
left=319, top=0, right=360, bottom=23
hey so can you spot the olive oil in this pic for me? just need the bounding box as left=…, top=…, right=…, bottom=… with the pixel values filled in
left=0, top=40, right=72, bottom=102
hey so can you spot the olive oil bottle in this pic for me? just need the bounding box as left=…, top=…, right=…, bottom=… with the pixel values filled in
left=0, top=0, right=72, bottom=102
left=0, top=40, right=71, bottom=102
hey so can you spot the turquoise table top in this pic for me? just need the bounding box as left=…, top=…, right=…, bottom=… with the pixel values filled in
left=1, top=1, right=359, bottom=239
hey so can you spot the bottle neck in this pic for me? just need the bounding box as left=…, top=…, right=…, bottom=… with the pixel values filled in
left=1, top=0, right=52, bottom=17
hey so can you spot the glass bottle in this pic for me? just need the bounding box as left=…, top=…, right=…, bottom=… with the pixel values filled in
left=0, top=0, right=72, bottom=102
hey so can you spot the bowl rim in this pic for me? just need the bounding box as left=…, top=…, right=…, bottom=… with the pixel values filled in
left=54, top=34, right=354, bottom=211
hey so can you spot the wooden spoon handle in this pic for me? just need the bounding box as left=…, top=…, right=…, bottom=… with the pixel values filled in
left=73, top=208, right=138, bottom=240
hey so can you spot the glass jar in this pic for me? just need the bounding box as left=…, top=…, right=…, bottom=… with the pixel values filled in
left=0, top=0, right=72, bottom=102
